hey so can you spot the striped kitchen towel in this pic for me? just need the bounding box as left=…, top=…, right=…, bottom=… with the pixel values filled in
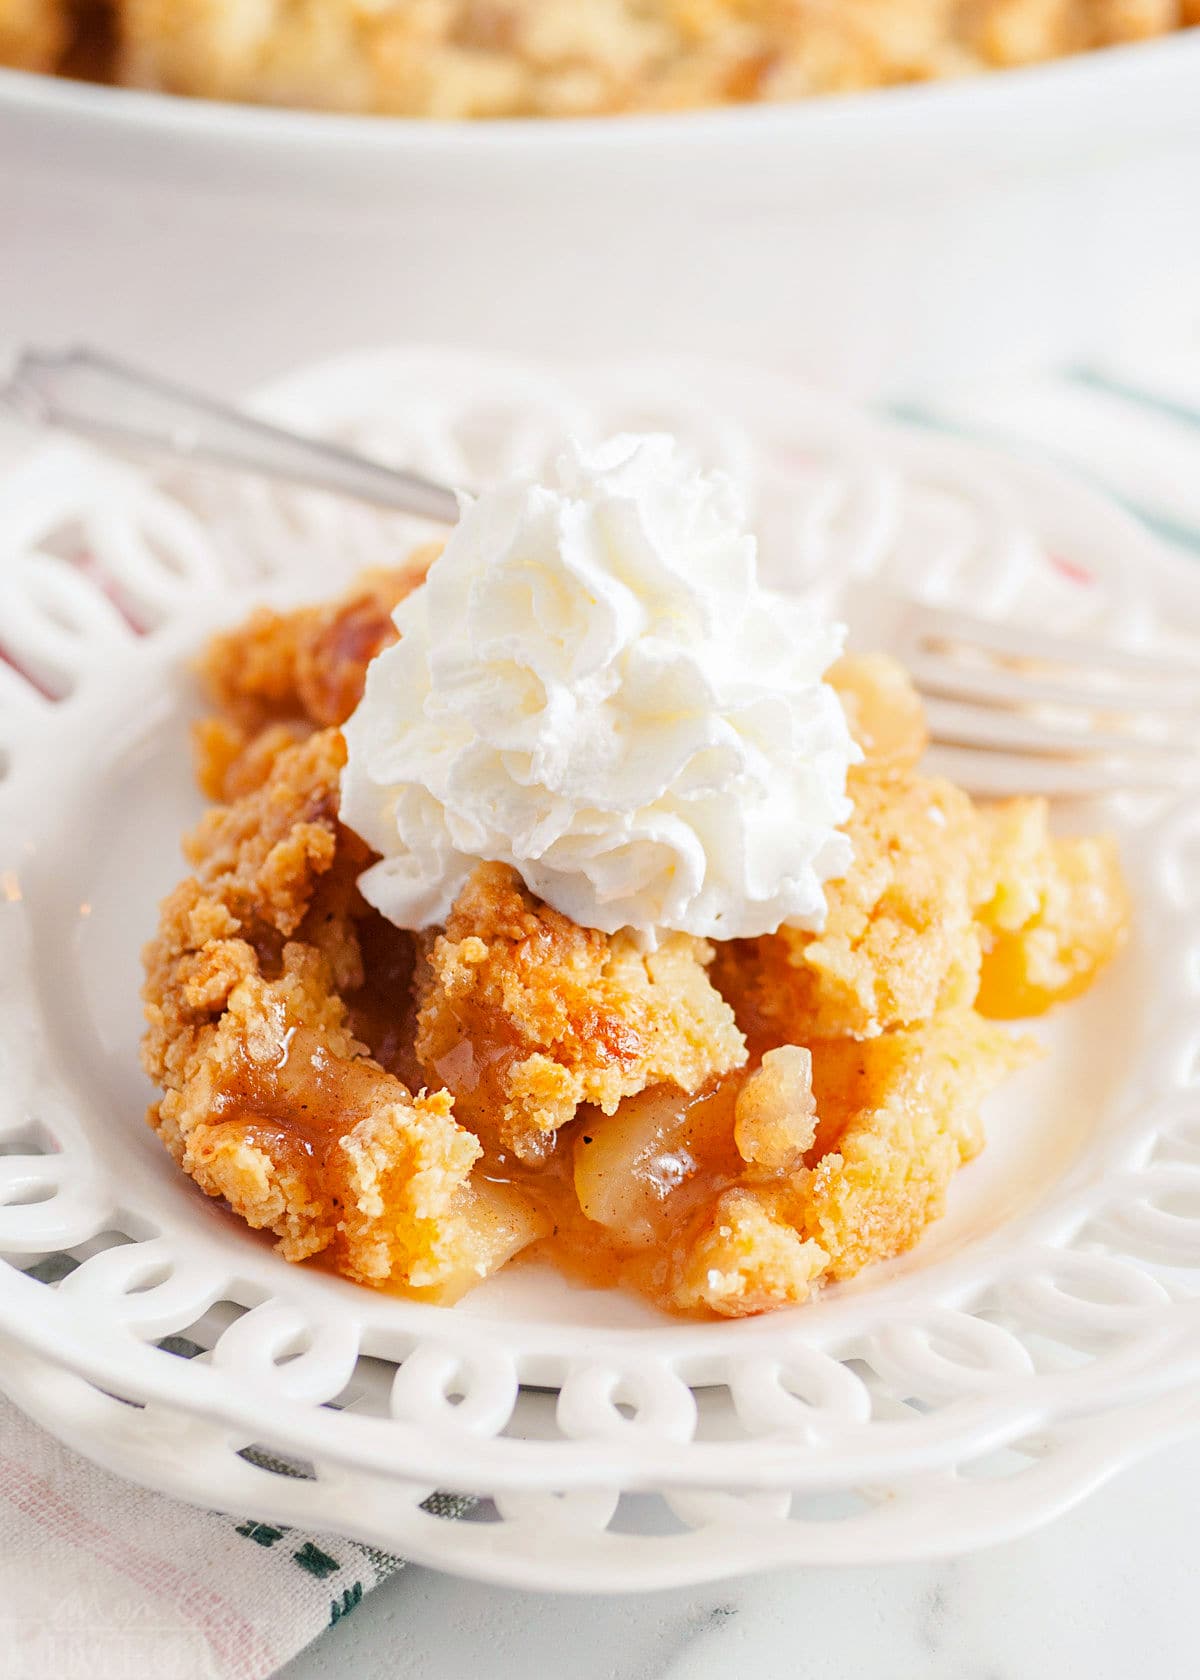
left=0, top=1253, right=473, bottom=1680
left=0, top=1387, right=426, bottom=1680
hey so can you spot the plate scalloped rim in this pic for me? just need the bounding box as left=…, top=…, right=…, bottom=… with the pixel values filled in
left=0, top=348, right=1198, bottom=1584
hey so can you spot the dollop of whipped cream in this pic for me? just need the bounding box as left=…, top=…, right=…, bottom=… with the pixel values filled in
left=340, top=434, right=857, bottom=943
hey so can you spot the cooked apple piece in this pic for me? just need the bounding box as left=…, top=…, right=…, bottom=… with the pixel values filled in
left=573, top=1081, right=741, bottom=1248
left=408, top=1179, right=551, bottom=1305
left=734, top=1046, right=817, bottom=1174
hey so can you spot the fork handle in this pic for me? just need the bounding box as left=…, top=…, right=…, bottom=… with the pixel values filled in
left=0, top=345, right=463, bottom=525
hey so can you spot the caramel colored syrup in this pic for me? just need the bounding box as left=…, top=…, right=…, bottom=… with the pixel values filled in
left=301, top=596, right=401, bottom=728
left=344, top=913, right=424, bottom=1092
left=409, top=972, right=756, bottom=1294
left=343, top=905, right=761, bottom=1293
left=208, top=1024, right=396, bottom=1177
left=558, top=1076, right=749, bottom=1298
left=485, top=1134, right=631, bottom=1290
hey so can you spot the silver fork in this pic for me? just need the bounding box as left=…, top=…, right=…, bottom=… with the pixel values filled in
left=845, top=584, right=1200, bottom=798
left=3, top=344, right=1197, bottom=801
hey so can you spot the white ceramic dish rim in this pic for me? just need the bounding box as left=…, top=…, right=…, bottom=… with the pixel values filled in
left=1, top=1332, right=1198, bottom=1589
left=0, top=348, right=1197, bottom=1508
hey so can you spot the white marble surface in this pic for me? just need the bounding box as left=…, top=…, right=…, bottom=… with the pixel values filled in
left=281, top=1435, right=1199, bottom=1680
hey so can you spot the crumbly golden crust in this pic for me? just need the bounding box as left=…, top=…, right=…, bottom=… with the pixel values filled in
left=141, top=727, right=487, bottom=1290
left=416, top=861, right=747, bottom=1161
left=194, top=555, right=435, bottom=799
left=665, top=1010, right=1032, bottom=1316
left=795, top=1010, right=1032, bottom=1277
left=669, top=1186, right=829, bottom=1317
left=714, top=763, right=989, bottom=1041
left=714, top=648, right=1129, bottom=1045
left=113, top=0, right=1197, bottom=118
left=976, top=797, right=1130, bottom=1018
left=828, top=652, right=928, bottom=773
left=144, top=727, right=350, bottom=1085
left=0, top=0, right=63, bottom=69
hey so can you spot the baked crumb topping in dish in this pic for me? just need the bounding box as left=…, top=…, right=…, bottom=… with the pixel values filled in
left=6, top=0, right=1198, bottom=113
left=141, top=507, right=1129, bottom=1318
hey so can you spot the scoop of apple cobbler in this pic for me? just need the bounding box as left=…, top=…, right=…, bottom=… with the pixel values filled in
left=142, top=557, right=1129, bottom=1316
left=8, top=0, right=1198, bottom=104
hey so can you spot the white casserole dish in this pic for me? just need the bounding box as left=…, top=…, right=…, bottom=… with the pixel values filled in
left=1, top=36, right=1199, bottom=397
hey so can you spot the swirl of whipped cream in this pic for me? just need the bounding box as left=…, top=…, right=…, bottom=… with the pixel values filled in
left=340, top=434, right=857, bottom=942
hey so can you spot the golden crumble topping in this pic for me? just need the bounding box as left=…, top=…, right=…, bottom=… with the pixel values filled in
left=141, top=559, right=1130, bottom=1316
left=0, top=0, right=63, bottom=69
left=977, top=797, right=1130, bottom=1018
left=669, top=1186, right=829, bottom=1317
left=828, top=652, right=928, bottom=773
left=714, top=762, right=989, bottom=1041
left=105, top=0, right=1199, bottom=116
left=416, top=859, right=747, bottom=1162
left=714, top=649, right=1129, bottom=1053
left=8, top=0, right=1195, bottom=108
left=796, top=1010, right=1033, bottom=1278
left=209, top=556, right=434, bottom=725
left=141, top=726, right=503, bottom=1293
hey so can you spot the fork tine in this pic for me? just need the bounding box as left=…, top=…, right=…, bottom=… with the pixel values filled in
left=922, top=697, right=1200, bottom=762
left=921, top=744, right=1187, bottom=799
left=907, top=602, right=1200, bottom=684
left=905, top=651, right=1200, bottom=716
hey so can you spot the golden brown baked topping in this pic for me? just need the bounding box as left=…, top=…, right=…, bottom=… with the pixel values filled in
left=713, top=762, right=989, bottom=1042
left=36, top=0, right=1192, bottom=115
left=0, top=0, right=65, bottom=70
left=193, top=555, right=435, bottom=801
left=415, top=859, right=747, bottom=1162
left=828, top=652, right=929, bottom=773
left=976, top=797, right=1130, bottom=1018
